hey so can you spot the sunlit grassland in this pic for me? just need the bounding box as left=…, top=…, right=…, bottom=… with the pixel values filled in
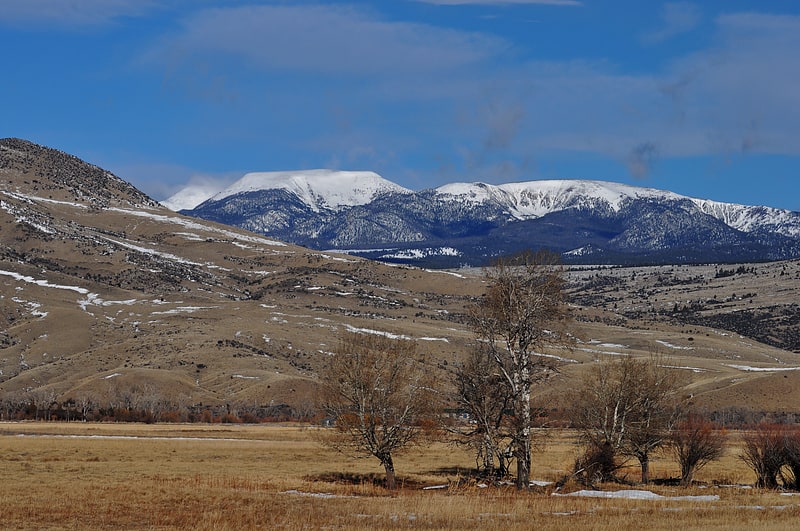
left=1, top=422, right=799, bottom=530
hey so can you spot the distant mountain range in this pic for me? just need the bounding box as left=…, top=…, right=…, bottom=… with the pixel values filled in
left=171, top=171, right=800, bottom=267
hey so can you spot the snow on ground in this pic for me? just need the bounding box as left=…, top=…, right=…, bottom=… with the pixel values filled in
left=587, top=340, right=627, bottom=349
left=577, top=347, right=628, bottom=357
left=534, top=352, right=579, bottom=364
left=107, top=206, right=287, bottom=247
left=1, top=190, right=88, bottom=209
left=423, top=269, right=466, bottom=278
left=724, top=364, right=800, bottom=372
left=656, top=340, right=694, bottom=350
left=1, top=269, right=90, bottom=294
left=150, top=306, right=216, bottom=316
left=343, top=324, right=449, bottom=342
left=282, top=489, right=358, bottom=499
left=554, top=489, right=719, bottom=501
left=661, top=364, right=709, bottom=373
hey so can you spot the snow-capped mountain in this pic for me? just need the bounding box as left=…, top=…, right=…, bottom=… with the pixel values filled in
left=209, top=170, right=410, bottom=211
left=175, top=173, right=800, bottom=267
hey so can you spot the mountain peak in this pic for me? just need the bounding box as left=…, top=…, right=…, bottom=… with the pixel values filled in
left=207, top=169, right=412, bottom=212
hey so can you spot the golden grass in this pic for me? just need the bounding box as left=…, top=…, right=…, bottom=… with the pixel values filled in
left=2, top=422, right=799, bottom=530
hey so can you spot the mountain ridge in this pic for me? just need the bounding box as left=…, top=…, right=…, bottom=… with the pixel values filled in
left=174, top=171, right=800, bottom=267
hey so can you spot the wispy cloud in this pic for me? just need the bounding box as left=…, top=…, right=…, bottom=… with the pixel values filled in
left=642, top=2, right=702, bottom=44
left=0, top=0, right=161, bottom=27
left=152, top=5, right=505, bottom=76
left=141, top=4, right=800, bottom=183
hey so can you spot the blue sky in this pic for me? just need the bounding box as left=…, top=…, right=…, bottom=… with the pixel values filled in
left=1, top=0, right=799, bottom=211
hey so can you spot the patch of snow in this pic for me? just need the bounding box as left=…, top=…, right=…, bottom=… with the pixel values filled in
left=423, top=269, right=465, bottom=278
left=656, top=340, right=694, bottom=350
left=106, top=207, right=287, bottom=247
left=554, top=489, right=719, bottom=501
left=151, top=306, right=215, bottom=315
left=724, top=364, right=800, bottom=372
left=232, top=374, right=259, bottom=380
left=661, top=365, right=709, bottom=373
left=0, top=269, right=90, bottom=294
left=281, top=489, right=358, bottom=499
left=343, top=324, right=449, bottom=343
left=380, top=247, right=462, bottom=260
left=103, top=373, right=122, bottom=379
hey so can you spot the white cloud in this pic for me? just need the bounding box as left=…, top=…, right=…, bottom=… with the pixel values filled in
left=0, top=0, right=161, bottom=26
left=108, top=161, right=238, bottom=203
left=153, top=4, right=506, bottom=76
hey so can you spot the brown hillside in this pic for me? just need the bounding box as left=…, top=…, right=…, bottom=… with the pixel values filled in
left=2, top=138, right=799, bottom=417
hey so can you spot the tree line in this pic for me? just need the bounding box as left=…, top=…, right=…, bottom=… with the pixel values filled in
left=3, top=251, right=798, bottom=491
left=317, top=251, right=800, bottom=491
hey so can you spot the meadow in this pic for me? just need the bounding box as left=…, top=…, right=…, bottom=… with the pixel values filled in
left=1, top=422, right=799, bottom=530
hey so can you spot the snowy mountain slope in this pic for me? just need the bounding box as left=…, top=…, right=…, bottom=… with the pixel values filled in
left=203, top=170, right=413, bottom=212
left=178, top=174, right=800, bottom=267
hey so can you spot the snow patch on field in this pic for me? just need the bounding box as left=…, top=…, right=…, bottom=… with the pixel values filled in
left=1, top=269, right=89, bottom=294
left=724, top=364, right=800, bottom=372
left=554, top=489, right=719, bottom=501
left=282, top=489, right=359, bottom=499
left=343, top=324, right=448, bottom=342
left=656, top=340, right=693, bottom=350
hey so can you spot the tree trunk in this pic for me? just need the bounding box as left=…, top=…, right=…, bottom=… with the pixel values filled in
left=514, top=359, right=532, bottom=490
left=515, top=381, right=532, bottom=490
left=382, top=454, right=397, bottom=491
left=680, top=462, right=694, bottom=487
left=639, top=454, right=650, bottom=484
left=482, top=434, right=495, bottom=477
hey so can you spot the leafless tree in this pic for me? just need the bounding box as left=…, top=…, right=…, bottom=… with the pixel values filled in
left=318, top=332, right=438, bottom=490
left=623, top=357, right=684, bottom=484
left=75, top=392, right=95, bottom=422
left=470, top=250, right=570, bottom=490
left=781, top=426, right=800, bottom=490
left=451, top=343, right=514, bottom=479
left=740, top=424, right=786, bottom=489
left=29, top=388, right=57, bottom=421
left=670, top=412, right=727, bottom=486
left=569, top=356, right=685, bottom=484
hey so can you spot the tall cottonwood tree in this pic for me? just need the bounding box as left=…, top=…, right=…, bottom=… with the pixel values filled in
left=319, top=332, right=437, bottom=490
left=469, top=250, right=570, bottom=490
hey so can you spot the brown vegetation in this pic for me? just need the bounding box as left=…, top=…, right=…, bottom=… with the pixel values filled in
left=1, top=422, right=800, bottom=530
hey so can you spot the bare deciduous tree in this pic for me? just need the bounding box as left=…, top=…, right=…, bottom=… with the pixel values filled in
left=319, top=332, right=438, bottom=490
left=623, top=358, right=684, bottom=484
left=451, top=343, right=514, bottom=479
left=740, top=424, right=786, bottom=489
left=782, top=427, right=800, bottom=490
left=569, top=356, right=685, bottom=484
left=670, top=412, right=727, bottom=486
left=470, top=250, right=569, bottom=490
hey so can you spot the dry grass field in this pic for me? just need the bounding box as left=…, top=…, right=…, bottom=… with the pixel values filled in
left=2, top=422, right=800, bottom=530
